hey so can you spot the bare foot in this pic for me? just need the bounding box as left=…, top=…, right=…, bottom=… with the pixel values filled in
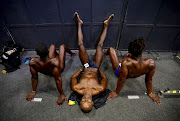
left=104, top=14, right=114, bottom=26
left=74, top=12, right=83, bottom=25
left=71, top=51, right=77, bottom=58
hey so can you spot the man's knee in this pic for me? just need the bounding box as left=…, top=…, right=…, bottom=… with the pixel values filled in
left=109, top=47, right=115, bottom=52
left=59, top=44, right=65, bottom=50
left=108, top=47, right=116, bottom=55
left=50, top=44, right=56, bottom=49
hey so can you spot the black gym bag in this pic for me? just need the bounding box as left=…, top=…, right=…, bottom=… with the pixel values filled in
left=0, top=41, right=22, bottom=72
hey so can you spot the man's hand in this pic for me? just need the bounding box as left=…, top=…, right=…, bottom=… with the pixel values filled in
left=56, top=95, right=67, bottom=106
left=148, top=92, right=161, bottom=105
left=108, top=90, right=118, bottom=100
left=26, top=91, right=36, bottom=102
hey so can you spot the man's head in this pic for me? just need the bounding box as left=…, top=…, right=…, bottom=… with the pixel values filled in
left=35, top=43, right=49, bottom=58
left=80, top=94, right=94, bottom=113
left=128, top=37, right=146, bottom=57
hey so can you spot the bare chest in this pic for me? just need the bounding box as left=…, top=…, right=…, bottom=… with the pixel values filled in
left=74, top=78, right=103, bottom=94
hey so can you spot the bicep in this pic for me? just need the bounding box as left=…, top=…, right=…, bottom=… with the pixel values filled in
left=71, top=78, right=78, bottom=91
left=71, top=70, right=82, bottom=84
left=71, top=71, right=81, bottom=89
left=71, top=70, right=83, bottom=91
left=145, top=60, right=155, bottom=81
left=145, top=67, right=155, bottom=81
left=99, top=70, right=108, bottom=86
left=118, top=65, right=128, bottom=81
left=71, top=77, right=77, bottom=85
left=52, top=67, right=61, bottom=80
left=30, top=66, right=38, bottom=79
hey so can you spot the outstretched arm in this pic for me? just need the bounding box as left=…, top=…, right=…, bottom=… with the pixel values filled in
left=26, top=65, right=38, bottom=102
left=30, top=66, right=38, bottom=92
left=108, top=64, right=128, bottom=99
left=145, top=63, right=161, bottom=105
left=145, top=68, right=154, bottom=94
left=52, top=66, right=66, bottom=106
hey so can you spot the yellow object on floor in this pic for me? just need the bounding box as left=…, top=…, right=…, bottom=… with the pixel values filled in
left=68, top=100, right=76, bottom=105
left=2, top=70, right=7, bottom=74
left=176, top=56, right=180, bottom=59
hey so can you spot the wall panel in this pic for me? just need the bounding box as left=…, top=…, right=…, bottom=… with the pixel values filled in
left=0, top=0, right=180, bottom=51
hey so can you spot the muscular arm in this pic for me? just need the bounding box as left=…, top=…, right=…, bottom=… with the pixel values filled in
left=52, top=65, right=68, bottom=106
left=26, top=60, right=38, bottom=102
left=70, top=69, right=82, bottom=91
left=108, top=63, right=128, bottom=99
left=145, top=60, right=161, bottom=105
left=99, top=70, right=108, bottom=92
left=115, top=64, right=128, bottom=94
left=145, top=67, right=155, bottom=94
left=145, top=59, right=155, bottom=93
left=52, top=66, right=64, bottom=95
left=30, top=66, right=38, bottom=92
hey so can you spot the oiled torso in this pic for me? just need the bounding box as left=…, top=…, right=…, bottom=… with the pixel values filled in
left=74, top=68, right=104, bottom=95
left=122, top=57, right=155, bottom=78
left=29, top=57, right=59, bottom=75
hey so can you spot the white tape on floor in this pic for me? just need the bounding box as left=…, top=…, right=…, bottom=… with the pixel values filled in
left=128, top=95, right=139, bottom=99
left=32, top=98, right=42, bottom=102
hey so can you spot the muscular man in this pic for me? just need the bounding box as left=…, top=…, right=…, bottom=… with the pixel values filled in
left=70, top=12, right=114, bottom=112
left=106, top=38, right=161, bottom=105
left=26, top=43, right=76, bottom=106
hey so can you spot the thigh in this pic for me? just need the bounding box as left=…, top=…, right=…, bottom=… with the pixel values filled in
left=49, top=44, right=57, bottom=58
left=93, top=46, right=103, bottom=68
left=78, top=44, right=90, bottom=65
left=108, top=48, right=120, bottom=72
left=58, top=45, right=66, bottom=72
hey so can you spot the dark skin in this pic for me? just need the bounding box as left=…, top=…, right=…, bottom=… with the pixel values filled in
left=106, top=47, right=161, bottom=105
left=71, top=12, right=114, bottom=110
left=26, top=44, right=76, bottom=106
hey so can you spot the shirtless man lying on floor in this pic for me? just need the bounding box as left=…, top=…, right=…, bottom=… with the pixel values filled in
left=26, top=43, right=76, bottom=106
left=70, top=12, right=114, bottom=112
